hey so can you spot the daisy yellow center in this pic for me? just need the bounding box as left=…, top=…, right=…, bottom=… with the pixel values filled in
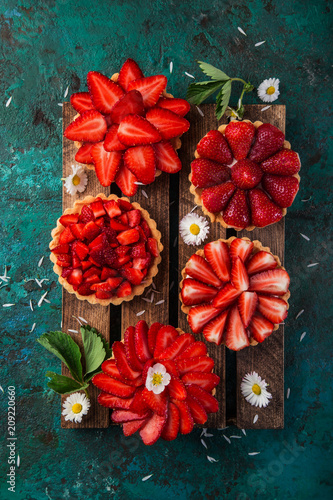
left=72, top=403, right=83, bottom=414
left=72, top=174, right=81, bottom=186
left=266, top=86, right=275, bottom=95
left=189, top=223, right=200, bottom=235
left=152, top=373, right=163, bottom=386
left=252, top=384, right=262, bottom=395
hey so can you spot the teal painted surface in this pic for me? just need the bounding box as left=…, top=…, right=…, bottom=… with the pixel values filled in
left=0, top=0, right=332, bottom=499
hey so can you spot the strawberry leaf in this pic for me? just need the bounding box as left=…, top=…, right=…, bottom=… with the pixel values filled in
left=197, top=61, right=230, bottom=81
left=45, top=372, right=88, bottom=395
left=81, top=325, right=106, bottom=378
left=215, top=81, right=232, bottom=120
left=186, top=80, right=224, bottom=106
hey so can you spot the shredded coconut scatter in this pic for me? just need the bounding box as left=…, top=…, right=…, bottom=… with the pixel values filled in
left=300, top=332, right=307, bottom=342
left=30, top=323, right=36, bottom=333
left=255, top=41, right=266, bottom=46
left=287, top=388, right=290, bottom=399
left=301, top=196, right=312, bottom=202
left=142, top=474, right=153, bottom=482
left=201, top=439, right=207, bottom=449
left=261, top=105, right=271, bottom=112
left=78, top=316, right=87, bottom=324
left=185, top=72, right=195, bottom=79
left=253, top=414, right=259, bottom=424
left=141, top=189, right=148, bottom=199
left=296, top=309, right=304, bottom=319
left=248, top=452, right=260, bottom=456
left=68, top=329, right=78, bottom=334
left=307, top=263, right=319, bottom=267
left=155, top=300, right=165, bottom=306
left=230, top=435, right=242, bottom=439
left=223, top=435, right=231, bottom=444
left=207, top=456, right=218, bottom=463
left=38, top=292, right=48, bottom=307
left=64, top=86, right=69, bottom=98
left=238, top=27, right=247, bottom=36
left=300, top=233, right=310, bottom=241
left=136, top=310, right=145, bottom=317
left=242, top=429, right=247, bottom=436
left=38, top=256, right=44, bottom=267
left=196, top=106, right=204, bottom=117
left=30, top=299, right=34, bottom=311
left=6, top=96, right=12, bottom=107
left=190, top=205, right=198, bottom=213
left=169, top=61, right=173, bottom=74
left=3, top=304, right=15, bottom=307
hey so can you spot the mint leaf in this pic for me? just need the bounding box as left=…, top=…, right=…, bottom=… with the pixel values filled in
left=215, top=81, right=232, bottom=120
left=186, top=80, right=224, bottom=106
left=197, top=61, right=230, bottom=81
left=45, top=371, right=88, bottom=395
left=81, top=325, right=106, bottom=377
left=37, top=331, right=83, bottom=382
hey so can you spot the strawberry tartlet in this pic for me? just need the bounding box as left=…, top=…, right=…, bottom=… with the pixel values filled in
left=93, top=320, right=220, bottom=445
left=180, top=237, right=290, bottom=350
left=50, top=194, right=162, bottom=305
left=64, top=58, right=190, bottom=196
left=190, top=120, right=301, bottom=230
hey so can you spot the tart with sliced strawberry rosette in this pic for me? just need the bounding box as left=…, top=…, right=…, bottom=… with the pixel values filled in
left=64, top=58, right=190, bottom=196
left=50, top=194, right=162, bottom=305
left=92, top=320, right=220, bottom=445
left=179, top=237, right=290, bottom=350
left=189, top=120, right=301, bottom=230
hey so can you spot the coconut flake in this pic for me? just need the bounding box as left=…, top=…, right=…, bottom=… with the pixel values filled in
left=286, top=388, right=290, bottom=399
left=17, top=454, right=20, bottom=467
left=253, top=414, right=258, bottom=424
left=30, top=299, right=34, bottom=311
left=72, top=315, right=82, bottom=326
left=6, top=96, right=13, bottom=107
left=241, top=429, right=247, bottom=436
left=150, top=292, right=154, bottom=303
left=141, top=189, right=148, bottom=199
left=38, top=256, right=44, bottom=267
left=296, top=309, right=304, bottom=319
left=173, top=236, right=178, bottom=248
left=301, top=196, right=312, bottom=202
left=200, top=428, right=207, bottom=437
left=255, top=41, right=266, bottom=47
left=196, top=106, right=204, bottom=117
left=300, top=331, right=307, bottom=342
left=248, top=452, right=260, bottom=456
left=207, top=455, right=218, bottom=463
left=205, top=433, right=213, bottom=437
left=223, top=435, right=231, bottom=444
left=152, top=282, right=156, bottom=290
left=169, top=200, right=176, bottom=206
left=190, top=205, right=198, bottom=213
left=261, top=105, right=271, bottom=112
left=134, top=181, right=144, bottom=185
left=0, top=385, right=3, bottom=393
left=142, top=474, right=153, bottom=482
left=300, top=233, right=310, bottom=241
left=169, top=61, right=173, bottom=74
left=3, top=303, right=15, bottom=307
left=78, top=316, right=88, bottom=324
left=136, top=310, right=145, bottom=317
left=201, top=439, right=207, bottom=449
left=30, top=323, right=36, bottom=333
left=185, top=72, right=195, bottom=79
left=38, top=292, right=48, bottom=307
left=307, top=263, right=319, bottom=267
left=64, top=85, right=69, bottom=98
left=238, top=27, right=247, bottom=36
left=58, top=103, right=63, bottom=107
left=68, top=329, right=78, bottom=334
left=155, top=299, right=165, bottom=306
left=35, top=279, right=42, bottom=288
left=142, top=297, right=152, bottom=303
left=230, top=435, right=242, bottom=439
left=169, top=281, right=175, bottom=291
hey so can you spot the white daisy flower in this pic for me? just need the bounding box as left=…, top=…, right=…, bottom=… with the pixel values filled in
left=63, top=164, right=88, bottom=195
left=179, top=213, right=210, bottom=246
left=62, top=392, right=90, bottom=423
left=240, top=371, right=272, bottom=408
left=145, top=363, right=171, bottom=395
left=257, top=78, right=280, bottom=103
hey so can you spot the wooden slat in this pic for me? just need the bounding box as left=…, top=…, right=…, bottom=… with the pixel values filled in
left=121, top=176, right=170, bottom=336
left=236, top=105, right=286, bottom=429
left=178, top=104, right=227, bottom=429
left=61, top=103, right=111, bottom=428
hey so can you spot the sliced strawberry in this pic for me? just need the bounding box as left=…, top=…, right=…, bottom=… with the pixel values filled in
left=181, top=278, right=218, bottom=306
left=140, top=219, right=151, bottom=238
left=188, top=305, right=222, bottom=334
left=59, top=226, right=75, bottom=244
left=172, top=400, right=194, bottom=434
left=186, top=395, right=208, bottom=425
left=129, top=387, right=150, bottom=415
left=229, top=238, right=254, bottom=263
left=151, top=325, right=177, bottom=358
left=113, top=341, right=142, bottom=381
left=203, top=309, right=229, bottom=345
left=82, top=221, right=101, bottom=241
left=246, top=250, right=278, bottom=275
left=168, top=375, right=187, bottom=400
left=110, top=219, right=129, bottom=231
left=110, top=90, right=145, bottom=124
left=68, top=268, right=83, bottom=286
left=157, top=333, right=195, bottom=360
left=103, top=199, right=121, bottom=218
left=127, top=210, right=141, bottom=228
left=87, top=71, right=124, bottom=114
left=121, top=267, right=144, bottom=285
left=114, top=162, right=138, bottom=197
left=249, top=123, right=285, bottom=163
left=201, top=181, right=236, bottom=213
left=161, top=401, right=180, bottom=440
left=71, top=223, right=85, bottom=240
left=156, top=97, right=190, bottom=116
left=147, top=238, right=159, bottom=258
left=70, top=92, right=94, bottom=114
left=104, top=125, right=127, bottom=152
left=128, top=75, right=167, bottom=108
left=122, top=418, right=148, bottom=437
left=176, top=356, right=214, bottom=376
left=101, top=359, right=122, bottom=379
left=118, top=58, right=144, bottom=91
left=231, top=159, right=263, bottom=189
left=262, top=174, right=299, bottom=208
left=71, top=253, right=81, bottom=269
left=51, top=243, right=69, bottom=255
left=116, top=280, right=132, bottom=297
left=212, top=283, right=241, bottom=310
left=249, top=188, right=283, bottom=228
left=117, top=228, right=140, bottom=246
left=75, top=142, right=94, bottom=164
left=72, top=241, right=89, bottom=260
left=76, top=283, right=94, bottom=296
left=160, top=359, right=179, bottom=377
left=112, top=410, right=150, bottom=423
left=176, top=341, right=207, bottom=359
left=204, top=240, right=231, bottom=282
left=139, top=411, right=167, bottom=446
left=191, top=158, right=230, bottom=188
left=59, top=213, right=79, bottom=227
left=257, top=295, right=288, bottom=323
left=146, top=322, right=162, bottom=355
left=117, top=114, right=161, bottom=146
left=152, top=141, right=182, bottom=173
left=89, top=199, right=106, bottom=218
left=95, top=290, right=113, bottom=299
left=91, top=143, right=122, bottom=187
left=197, top=129, right=233, bottom=164
left=225, top=120, right=256, bottom=160
left=249, top=312, right=274, bottom=343
left=238, top=291, right=258, bottom=327
left=142, top=387, right=168, bottom=416
left=117, top=199, right=134, bottom=211
left=231, top=257, right=249, bottom=291
left=64, top=110, right=107, bottom=142
left=92, top=373, right=136, bottom=397
left=124, top=145, right=156, bottom=184
left=90, top=277, right=123, bottom=291
left=145, top=108, right=190, bottom=140
left=261, top=148, right=301, bottom=176
left=97, top=392, right=134, bottom=409
left=79, top=205, right=94, bottom=224
left=186, top=385, right=219, bottom=413
left=249, top=268, right=290, bottom=295
left=224, top=305, right=250, bottom=351
left=124, top=326, right=144, bottom=371
left=134, top=320, right=151, bottom=362
left=223, top=189, right=250, bottom=230
left=182, top=372, right=220, bottom=392
left=185, top=254, right=222, bottom=288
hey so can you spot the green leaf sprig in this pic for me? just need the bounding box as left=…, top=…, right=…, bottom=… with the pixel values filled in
left=37, top=325, right=112, bottom=398
left=186, top=61, right=254, bottom=120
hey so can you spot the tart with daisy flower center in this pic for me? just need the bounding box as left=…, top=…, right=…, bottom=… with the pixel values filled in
left=92, top=320, right=220, bottom=445
left=179, top=237, right=290, bottom=350
left=190, top=120, right=301, bottom=230
left=50, top=194, right=162, bottom=305
left=64, top=58, right=190, bottom=197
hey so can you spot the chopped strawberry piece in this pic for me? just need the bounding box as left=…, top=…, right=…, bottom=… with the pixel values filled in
left=56, top=254, right=72, bottom=267
left=176, top=341, right=207, bottom=359
left=124, top=326, right=144, bottom=371
left=85, top=274, right=102, bottom=285
left=95, top=290, right=113, bottom=299
left=123, top=418, right=148, bottom=437
left=249, top=312, right=274, bottom=343
left=103, top=199, right=121, bottom=219
left=249, top=268, right=290, bottom=295
left=257, top=294, right=288, bottom=324
left=128, top=74, right=167, bottom=108
left=72, top=241, right=89, bottom=260
left=87, top=71, right=124, bottom=114
left=197, top=129, right=233, bottom=165
left=92, top=373, right=136, bottom=398
left=238, top=291, right=258, bottom=327
left=127, top=210, right=141, bottom=228
left=203, top=310, right=229, bottom=345
left=77, top=283, right=94, bottom=296
left=204, top=240, right=231, bottom=282
left=118, top=58, right=144, bottom=91
left=224, top=305, right=250, bottom=351
left=225, top=120, right=256, bottom=160
left=110, top=90, right=145, bottom=124
left=71, top=253, right=81, bottom=269
left=140, top=219, right=151, bottom=238
left=81, top=261, right=93, bottom=272
left=229, top=238, right=254, bottom=263
left=117, top=114, right=161, bottom=146
left=110, top=219, right=129, bottom=232
left=156, top=97, right=190, bottom=116
left=172, top=400, right=194, bottom=434
left=191, top=158, right=230, bottom=189
left=185, top=385, right=219, bottom=413
left=176, top=356, right=215, bottom=376
left=212, top=283, right=242, bottom=310
left=134, top=320, right=151, bottom=362
left=59, top=213, right=79, bottom=227
left=231, top=257, right=249, bottom=291
left=59, top=226, right=75, bottom=244
left=153, top=326, right=181, bottom=358
left=188, top=305, right=222, bottom=334
left=223, top=189, right=251, bottom=230
left=182, top=372, right=220, bottom=392
left=146, top=322, right=163, bottom=355
left=142, top=387, right=168, bottom=416
left=97, top=393, right=134, bottom=409
left=112, top=409, right=150, bottom=423
left=231, top=159, right=263, bottom=189
left=246, top=250, right=278, bottom=275
left=91, top=277, right=123, bottom=291
left=147, top=237, right=159, bottom=258
left=161, top=401, right=180, bottom=441
left=71, top=223, right=85, bottom=240
left=262, top=174, right=299, bottom=208
left=261, top=148, right=301, bottom=176
left=83, top=266, right=101, bottom=278
left=139, top=412, right=167, bottom=446
left=181, top=278, right=218, bottom=306
left=117, top=228, right=140, bottom=246
left=64, top=110, right=107, bottom=142
left=91, top=143, right=122, bottom=187
left=115, top=162, right=138, bottom=197
left=70, top=92, right=94, bottom=114
left=89, top=199, right=105, bottom=218
left=75, top=142, right=94, bottom=164
left=124, top=145, right=156, bottom=184
left=152, top=140, right=182, bottom=173
left=51, top=243, right=69, bottom=254
left=82, top=221, right=101, bottom=241
left=79, top=205, right=94, bottom=224
left=201, top=181, right=236, bottom=213
left=117, top=199, right=134, bottom=211
left=186, top=395, right=208, bottom=425
left=132, top=254, right=151, bottom=270
left=185, top=254, right=222, bottom=288
left=249, top=123, right=285, bottom=163
left=113, top=341, right=142, bottom=381
left=145, top=108, right=190, bottom=140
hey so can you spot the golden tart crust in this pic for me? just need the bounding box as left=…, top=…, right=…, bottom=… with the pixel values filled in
left=179, top=236, right=290, bottom=346
left=50, top=193, right=163, bottom=306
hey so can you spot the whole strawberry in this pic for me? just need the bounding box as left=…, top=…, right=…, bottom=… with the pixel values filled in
left=261, top=148, right=301, bottom=175
left=262, top=174, right=299, bottom=207
left=191, top=158, right=230, bottom=188
left=231, top=159, right=263, bottom=189
left=223, top=189, right=250, bottom=229
left=249, top=123, right=285, bottom=163
left=248, top=188, right=283, bottom=227
left=225, top=120, right=256, bottom=160
left=202, top=182, right=235, bottom=213
left=197, top=130, right=233, bottom=165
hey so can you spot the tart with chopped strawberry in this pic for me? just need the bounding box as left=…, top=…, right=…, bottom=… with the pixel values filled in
left=92, top=320, right=220, bottom=444
left=49, top=194, right=162, bottom=305
left=190, top=120, right=301, bottom=230
left=64, top=58, right=190, bottom=196
left=179, top=237, right=290, bottom=350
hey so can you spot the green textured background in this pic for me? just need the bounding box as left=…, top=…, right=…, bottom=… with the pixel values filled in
left=0, top=0, right=332, bottom=499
